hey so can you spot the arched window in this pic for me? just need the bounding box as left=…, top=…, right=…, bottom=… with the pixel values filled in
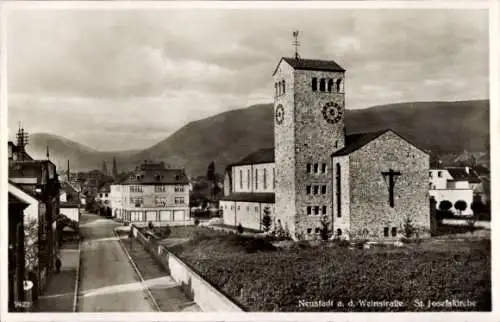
left=319, top=78, right=326, bottom=92
left=336, top=79, right=342, bottom=92
left=312, top=78, right=318, bottom=91
left=337, top=229, right=342, bottom=236
left=328, top=79, right=334, bottom=92
left=274, top=83, right=278, bottom=97
left=282, top=80, right=286, bottom=94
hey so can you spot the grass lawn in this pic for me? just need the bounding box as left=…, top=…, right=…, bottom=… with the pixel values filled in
left=164, top=227, right=491, bottom=312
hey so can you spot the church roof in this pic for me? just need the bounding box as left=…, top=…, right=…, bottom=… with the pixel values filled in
left=331, top=130, right=389, bottom=157
left=221, top=192, right=275, bottom=204
left=273, top=57, right=345, bottom=75
left=331, top=129, right=428, bottom=157
left=230, top=148, right=274, bottom=167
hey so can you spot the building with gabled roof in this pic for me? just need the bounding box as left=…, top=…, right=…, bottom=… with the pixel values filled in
left=221, top=54, right=430, bottom=240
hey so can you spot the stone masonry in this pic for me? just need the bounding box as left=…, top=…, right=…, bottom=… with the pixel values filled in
left=274, top=59, right=346, bottom=238
left=348, top=131, right=430, bottom=239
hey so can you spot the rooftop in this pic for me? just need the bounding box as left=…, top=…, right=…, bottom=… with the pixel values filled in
left=274, top=57, right=345, bottom=75
left=221, top=192, right=275, bottom=204
left=122, top=167, right=189, bottom=185
left=230, top=148, right=274, bottom=167
left=331, top=129, right=427, bottom=157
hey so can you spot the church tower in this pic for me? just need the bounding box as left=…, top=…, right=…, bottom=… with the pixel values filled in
left=273, top=52, right=346, bottom=238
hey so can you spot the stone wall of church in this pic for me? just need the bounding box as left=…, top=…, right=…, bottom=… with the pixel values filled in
left=349, top=131, right=430, bottom=240
left=273, top=61, right=297, bottom=236
left=293, top=69, right=346, bottom=237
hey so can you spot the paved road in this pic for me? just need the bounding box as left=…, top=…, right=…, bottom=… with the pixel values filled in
left=77, top=212, right=155, bottom=312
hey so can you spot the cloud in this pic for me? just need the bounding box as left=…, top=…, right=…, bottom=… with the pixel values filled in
left=6, top=7, right=489, bottom=150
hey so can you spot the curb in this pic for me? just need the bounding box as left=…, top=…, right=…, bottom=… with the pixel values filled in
left=72, top=237, right=81, bottom=312
left=113, top=228, right=161, bottom=312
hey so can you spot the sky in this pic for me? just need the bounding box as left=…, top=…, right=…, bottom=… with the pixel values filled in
left=6, top=6, right=489, bottom=151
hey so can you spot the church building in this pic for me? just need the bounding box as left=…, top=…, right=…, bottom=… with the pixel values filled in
left=221, top=55, right=430, bottom=240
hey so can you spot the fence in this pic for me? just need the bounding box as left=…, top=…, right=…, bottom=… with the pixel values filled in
left=130, top=225, right=243, bottom=312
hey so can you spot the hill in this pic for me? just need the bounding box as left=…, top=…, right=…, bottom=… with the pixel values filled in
left=24, top=100, right=489, bottom=177
left=26, top=133, right=139, bottom=172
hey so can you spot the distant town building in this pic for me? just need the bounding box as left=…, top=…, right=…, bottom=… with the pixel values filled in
left=429, top=166, right=482, bottom=216
left=221, top=55, right=430, bottom=240
left=110, top=161, right=190, bottom=223
left=59, top=181, right=81, bottom=223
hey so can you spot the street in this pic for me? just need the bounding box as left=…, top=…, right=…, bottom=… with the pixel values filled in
left=77, top=212, right=156, bottom=312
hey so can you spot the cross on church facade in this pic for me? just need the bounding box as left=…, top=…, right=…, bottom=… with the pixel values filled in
left=381, top=168, right=401, bottom=208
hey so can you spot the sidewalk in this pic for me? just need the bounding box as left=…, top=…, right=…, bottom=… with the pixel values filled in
left=34, top=241, right=80, bottom=312
left=118, top=233, right=200, bottom=312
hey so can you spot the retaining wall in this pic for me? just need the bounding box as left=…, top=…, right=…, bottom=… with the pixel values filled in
left=130, top=225, right=244, bottom=312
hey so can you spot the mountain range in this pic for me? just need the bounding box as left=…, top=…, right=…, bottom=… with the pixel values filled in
left=25, top=99, right=489, bottom=177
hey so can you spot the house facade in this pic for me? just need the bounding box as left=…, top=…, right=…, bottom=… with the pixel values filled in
left=59, top=181, right=81, bottom=223
left=110, top=161, right=190, bottom=224
left=429, top=167, right=479, bottom=216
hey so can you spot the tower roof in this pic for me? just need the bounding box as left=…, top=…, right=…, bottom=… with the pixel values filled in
left=273, top=57, right=345, bottom=76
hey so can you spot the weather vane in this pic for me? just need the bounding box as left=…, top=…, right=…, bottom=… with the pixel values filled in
left=293, top=30, right=300, bottom=59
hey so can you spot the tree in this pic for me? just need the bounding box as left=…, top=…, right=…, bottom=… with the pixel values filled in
left=206, top=161, right=215, bottom=183
left=102, top=160, right=108, bottom=176
left=438, top=200, right=453, bottom=212
left=262, top=207, right=272, bottom=232
left=319, top=215, right=331, bottom=241
left=206, top=161, right=216, bottom=200
left=454, top=200, right=467, bottom=216
left=112, top=156, right=118, bottom=178
left=471, top=196, right=484, bottom=215
left=403, top=216, right=416, bottom=238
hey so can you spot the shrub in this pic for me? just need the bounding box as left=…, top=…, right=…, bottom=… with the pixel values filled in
left=467, top=216, right=478, bottom=234
left=237, top=223, right=244, bottom=234
left=403, top=216, right=416, bottom=238
left=159, top=225, right=171, bottom=239
left=335, top=239, right=350, bottom=247
left=148, top=221, right=154, bottom=230
left=454, top=200, right=467, bottom=216
left=194, top=218, right=200, bottom=226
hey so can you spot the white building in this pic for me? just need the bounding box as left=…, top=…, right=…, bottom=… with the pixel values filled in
left=59, top=181, right=81, bottom=222
left=220, top=149, right=276, bottom=231
left=429, top=167, right=479, bottom=216
left=110, top=161, right=190, bottom=224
